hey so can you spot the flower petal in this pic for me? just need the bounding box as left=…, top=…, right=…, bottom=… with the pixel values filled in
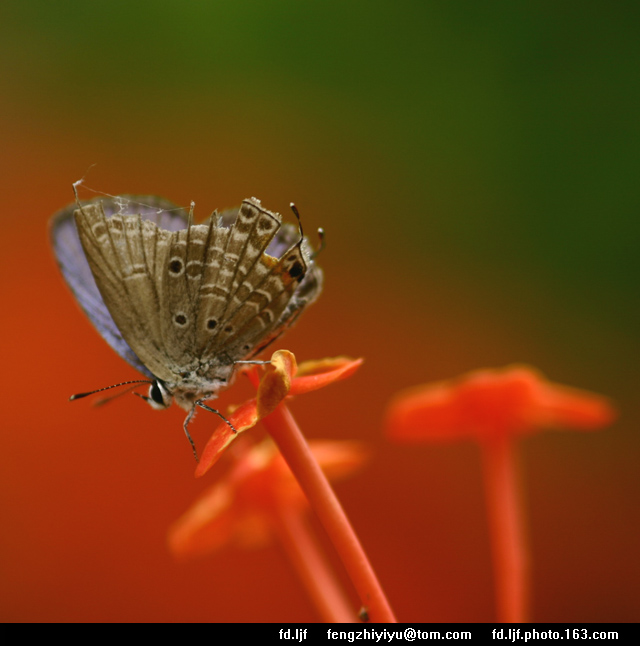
left=168, top=484, right=236, bottom=558
left=177, top=438, right=370, bottom=558
left=386, top=380, right=467, bottom=441
left=195, top=399, right=259, bottom=478
left=197, top=354, right=364, bottom=478
left=534, top=383, right=616, bottom=430
left=256, top=350, right=298, bottom=419
left=289, top=357, right=364, bottom=396
left=386, top=365, right=616, bottom=442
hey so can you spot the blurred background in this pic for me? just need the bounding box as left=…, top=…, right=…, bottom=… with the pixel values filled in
left=1, top=1, right=638, bottom=622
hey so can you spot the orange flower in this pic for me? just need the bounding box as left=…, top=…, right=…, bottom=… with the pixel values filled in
left=182, top=349, right=395, bottom=623
left=169, top=438, right=369, bottom=558
left=169, top=437, right=369, bottom=622
left=195, top=351, right=363, bottom=477
left=386, top=364, right=616, bottom=442
left=385, top=364, right=616, bottom=623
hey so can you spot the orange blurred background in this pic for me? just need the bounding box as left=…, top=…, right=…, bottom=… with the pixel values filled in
left=1, top=2, right=638, bottom=622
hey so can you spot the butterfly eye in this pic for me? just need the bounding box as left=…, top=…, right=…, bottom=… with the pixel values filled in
left=148, top=380, right=171, bottom=409
left=150, top=382, right=163, bottom=404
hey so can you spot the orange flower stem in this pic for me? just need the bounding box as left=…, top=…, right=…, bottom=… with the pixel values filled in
left=481, top=435, right=530, bottom=623
left=262, top=402, right=397, bottom=623
left=273, top=504, right=356, bottom=623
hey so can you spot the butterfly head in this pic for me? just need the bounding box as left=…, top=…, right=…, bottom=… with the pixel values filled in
left=144, top=376, right=227, bottom=411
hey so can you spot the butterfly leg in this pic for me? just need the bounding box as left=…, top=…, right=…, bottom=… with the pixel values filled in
left=182, top=406, right=200, bottom=462
left=234, top=360, right=270, bottom=366
left=196, top=401, right=238, bottom=435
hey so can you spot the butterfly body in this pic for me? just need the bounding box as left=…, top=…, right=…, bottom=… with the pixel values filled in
left=51, top=195, right=323, bottom=413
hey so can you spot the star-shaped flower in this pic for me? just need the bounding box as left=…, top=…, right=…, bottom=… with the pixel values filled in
left=195, top=351, right=363, bottom=477
left=169, top=437, right=368, bottom=622
left=170, top=438, right=369, bottom=557
left=385, top=364, right=616, bottom=623
left=386, top=364, right=615, bottom=442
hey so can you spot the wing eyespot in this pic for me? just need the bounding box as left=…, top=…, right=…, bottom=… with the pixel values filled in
left=168, top=258, right=184, bottom=275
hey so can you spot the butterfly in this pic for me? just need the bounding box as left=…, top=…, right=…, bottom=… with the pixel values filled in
left=50, top=194, right=323, bottom=458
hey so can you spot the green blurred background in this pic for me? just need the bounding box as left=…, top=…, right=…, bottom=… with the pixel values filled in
left=1, top=1, right=638, bottom=622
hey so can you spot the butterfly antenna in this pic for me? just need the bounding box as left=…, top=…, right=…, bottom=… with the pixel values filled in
left=69, top=380, right=152, bottom=401
left=72, top=180, right=82, bottom=206
left=94, top=383, right=146, bottom=407
left=291, top=203, right=325, bottom=259
left=188, top=200, right=195, bottom=228
left=289, top=202, right=305, bottom=246
left=71, top=164, right=98, bottom=209
left=311, top=227, right=326, bottom=260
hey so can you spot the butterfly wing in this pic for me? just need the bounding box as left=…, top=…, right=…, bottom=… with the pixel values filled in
left=51, top=196, right=189, bottom=380
left=53, top=195, right=323, bottom=392
left=66, top=196, right=197, bottom=383
left=197, top=198, right=324, bottom=365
